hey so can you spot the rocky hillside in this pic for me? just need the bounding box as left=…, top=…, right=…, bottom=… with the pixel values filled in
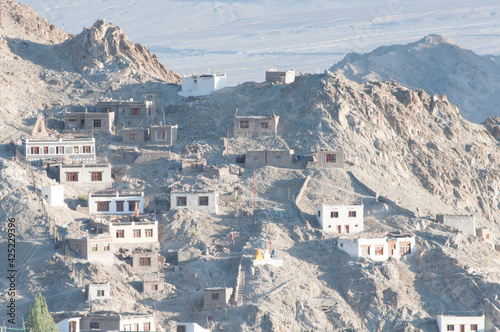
left=175, top=72, right=500, bottom=227
left=1, top=1, right=500, bottom=331
left=0, top=0, right=180, bottom=136
left=60, top=19, right=181, bottom=83
left=330, top=34, right=500, bottom=123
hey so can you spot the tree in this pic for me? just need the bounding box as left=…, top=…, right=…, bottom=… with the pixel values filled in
left=25, top=293, right=58, bottom=332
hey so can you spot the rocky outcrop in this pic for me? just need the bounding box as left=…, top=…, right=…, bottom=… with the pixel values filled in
left=61, top=19, right=181, bottom=83
left=1, top=0, right=67, bottom=43
left=482, top=116, right=500, bottom=139
left=313, top=73, right=500, bottom=222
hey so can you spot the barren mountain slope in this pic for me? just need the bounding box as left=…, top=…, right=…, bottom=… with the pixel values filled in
left=329, top=34, right=500, bottom=123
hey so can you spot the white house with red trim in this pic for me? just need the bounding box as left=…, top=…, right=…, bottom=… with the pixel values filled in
left=88, top=191, right=144, bottom=215
left=338, top=233, right=415, bottom=261
left=316, top=203, right=363, bottom=233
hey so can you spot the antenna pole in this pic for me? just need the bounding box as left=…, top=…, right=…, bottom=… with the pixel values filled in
left=268, top=218, right=272, bottom=251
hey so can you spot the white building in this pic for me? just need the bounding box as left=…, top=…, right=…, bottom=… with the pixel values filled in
left=22, top=137, right=96, bottom=161
left=90, top=215, right=159, bottom=250
left=56, top=317, right=80, bottom=332
left=176, top=322, right=211, bottom=332
left=81, top=312, right=155, bottom=331
left=41, top=185, right=65, bottom=207
left=338, top=233, right=415, bottom=261
left=179, top=71, right=227, bottom=97
left=437, top=312, right=485, bottom=332
left=265, top=68, right=295, bottom=84
left=86, top=282, right=111, bottom=301
left=88, top=191, right=144, bottom=215
left=316, top=203, right=363, bottom=233
left=170, top=190, right=219, bottom=214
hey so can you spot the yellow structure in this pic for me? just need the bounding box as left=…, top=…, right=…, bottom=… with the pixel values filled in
left=254, top=249, right=263, bottom=260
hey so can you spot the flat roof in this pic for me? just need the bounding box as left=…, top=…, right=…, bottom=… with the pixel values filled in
left=25, top=137, right=95, bottom=143
left=235, top=115, right=276, bottom=119
left=338, top=232, right=414, bottom=240
left=90, top=192, right=142, bottom=197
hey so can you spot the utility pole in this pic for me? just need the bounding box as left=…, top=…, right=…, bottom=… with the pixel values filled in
left=268, top=218, right=272, bottom=251
left=226, top=128, right=229, bottom=165
left=253, top=168, right=256, bottom=208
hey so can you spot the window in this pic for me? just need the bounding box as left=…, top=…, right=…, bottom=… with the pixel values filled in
left=133, top=229, right=141, bottom=238
left=116, top=201, right=124, bottom=212
left=471, top=325, right=478, bottom=331
left=97, top=201, right=109, bottom=212
left=261, top=122, right=269, bottom=129
left=145, top=229, right=153, bottom=238
left=345, top=225, right=350, bottom=233
left=375, top=245, right=384, bottom=255
left=252, top=155, right=260, bottom=161
left=151, top=284, right=158, bottom=291
left=361, top=245, right=370, bottom=256
left=75, top=244, right=81, bottom=253
left=73, top=146, right=79, bottom=154
left=97, top=290, right=105, bottom=297
left=43, top=146, right=49, bottom=154
left=148, top=107, right=152, bottom=115
left=272, top=156, right=282, bottom=162
left=123, top=324, right=132, bottom=331
left=91, top=244, right=98, bottom=252
left=83, top=146, right=91, bottom=153
left=199, top=196, right=209, bottom=206
left=56, top=146, right=65, bottom=154
left=116, top=229, right=124, bottom=238
left=447, top=325, right=454, bottom=331
left=66, top=172, right=78, bottom=182
left=211, top=293, right=220, bottom=300
left=156, top=130, right=166, bottom=140
left=190, top=163, right=198, bottom=169
left=317, top=210, right=321, bottom=217
left=91, top=172, right=102, bottom=181
left=90, top=322, right=99, bottom=329
left=93, top=119, right=102, bottom=128
left=134, top=323, right=140, bottom=331
left=131, top=108, right=141, bottom=116
left=331, top=211, right=339, bottom=218
left=326, top=154, right=336, bottom=163
left=104, top=243, right=110, bottom=251
left=399, top=242, right=411, bottom=256
left=177, top=197, right=187, bottom=206
left=128, top=200, right=139, bottom=212
left=139, top=257, right=151, bottom=266
left=101, top=107, right=110, bottom=112
left=177, top=325, right=186, bottom=332
left=349, top=211, right=357, bottom=218
left=30, top=146, right=40, bottom=154
left=486, top=234, right=490, bottom=239
left=143, top=322, right=151, bottom=331
left=129, top=133, right=137, bottom=140
left=336, top=225, right=341, bottom=233
left=239, top=120, right=249, bottom=128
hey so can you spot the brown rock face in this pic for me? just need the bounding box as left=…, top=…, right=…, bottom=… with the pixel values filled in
left=62, top=19, right=181, bottom=83
left=482, top=116, right=500, bottom=139
left=1, top=0, right=68, bottom=43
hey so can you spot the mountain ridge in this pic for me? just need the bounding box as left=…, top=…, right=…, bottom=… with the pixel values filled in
left=330, top=34, right=500, bottom=123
